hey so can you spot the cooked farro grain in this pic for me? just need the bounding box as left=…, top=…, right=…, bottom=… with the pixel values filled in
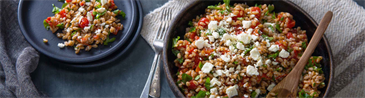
left=172, top=0, right=326, bottom=98
left=43, top=0, right=125, bottom=54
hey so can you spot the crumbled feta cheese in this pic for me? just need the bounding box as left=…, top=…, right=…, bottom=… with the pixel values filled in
left=97, top=7, right=106, bottom=13
left=251, top=35, right=259, bottom=41
left=249, top=14, right=256, bottom=18
left=254, top=42, right=260, bottom=47
left=85, top=2, right=92, bottom=6
left=246, top=65, right=259, bottom=76
left=249, top=48, right=261, bottom=61
left=265, top=59, right=271, bottom=65
left=255, top=59, right=263, bottom=67
left=279, top=49, right=290, bottom=58
left=226, top=17, right=232, bottom=23
left=267, top=83, right=276, bottom=91
left=254, top=89, right=260, bottom=98
left=101, top=0, right=107, bottom=6
left=220, top=55, right=230, bottom=62
left=84, top=26, right=91, bottom=32
left=212, top=31, right=219, bottom=38
left=242, top=20, right=252, bottom=28
left=237, top=33, right=251, bottom=44
left=216, top=70, right=223, bottom=76
left=78, top=7, right=85, bottom=12
left=226, top=86, right=238, bottom=98
left=236, top=66, right=241, bottom=70
left=210, top=78, right=222, bottom=87
left=209, top=95, right=216, bottom=98
left=100, top=23, right=106, bottom=27
left=57, top=43, right=65, bottom=48
left=86, top=12, right=93, bottom=23
left=222, top=33, right=231, bottom=40
left=266, top=40, right=271, bottom=47
left=268, top=45, right=280, bottom=52
left=95, top=29, right=102, bottom=34
left=66, top=28, right=73, bottom=33
left=230, top=13, right=236, bottom=17
left=208, top=36, right=215, bottom=42
left=77, top=36, right=82, bottom=39
left=210, top=87, right=218, bottom=94
left=229, top=45, right=235, bottom=52
left=244, top=94, right=249, bottom=98
left=105, top=25, right=110, bottom=28
left=236, top=42, right=245, bottom=50
left=225, top=40, right=232, bottom=46
left=195, top=37, right=205, bottom=49
left=78, top=16, right=84, bottom=23
left=229, top=67, right=234, bottom=72
left=246, top=28, right=253, bottom=34
left=202, top=62, right=214, bottom=73
left=208, top=21, right=218, bottom=31
left=243, top=82, right=249, bottom=88
left=272, top=61, right=279, bottom=65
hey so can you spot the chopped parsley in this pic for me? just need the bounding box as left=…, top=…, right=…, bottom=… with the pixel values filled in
left=56, top=23, right=64, bottom=29
left=268, top=51, right=280, bottom=58
left=198, top=61, right=204, bottom=69
left=251, top=91, right=257, bottom=98
left=272, top=12, right=276, bottom=19
left=177, top=58, right=184, bottom=64
left=51, top=4, right=61, bottom=14
left=223, top=0, right=231, bottom=12
left=244, top=46, right=254, bottom=55
left=217, top=28, right=226, bottom=36
left=195, top=75, right=200, bottom=80
left=302, top=42, right=307, bottom=50
left=191, top=91, right=206, bottom=98
left=95, top=10, right=107, bottom=19
left=207, top=5, right=223, bottom=10
left=237, top=17, right=243, bottom=20
left=268, top=5, right=274, bottom=12
left=181, top=73, right=192, bottom=83
left=190, top=27, right=196, bottom=32
left=233, top=61, right=238, bottom=64
left=261, top=34, right=274, bottom=41
left=43, top=20, right=50, bottom=30
left=62, top=3, right=68, bottom=8
left=276, top=24, right=282, bottom=32
left=188, top=21, right=193, bottom=26
left=172, top=36, right=180, bottom=48
left=172, top=49, right=180, bottom=56
left=113, top=9, right=126, bottom=19
left=205, top=77, right=211, bottom=90
left=71, top=31, right=76, bottom=37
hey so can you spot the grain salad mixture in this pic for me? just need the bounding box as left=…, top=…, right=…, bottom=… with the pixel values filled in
left=43, top=0, right=125, bottom=54
left=171, top=0, right=326, bottom=98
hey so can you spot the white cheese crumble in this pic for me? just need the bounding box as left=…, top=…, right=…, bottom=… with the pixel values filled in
left=255, top=59, right=263, bottom=67
left=212, top=31, right=219, bottom=38
left=208, top=21, right=218, bottom=31
left=279, top=49, right=290, bottom=58
left=236, top=42, right=245, bottom=50
left=208, top=36, right=215, bottom=42
left=101, top=0, right=107, bottom=6
left=246, top=28, right=253, bottom=34
left=95, top=29, right=102, bottom=34
left=216, top=70, right=223, bottom=76
left=97, top=7, right=106, bottom=13
left=272, top=61, right=279, bottom=65
left=86, top=12, right=93, bottom=23
left=220, top=55, right=230, bottom=62
left=249, top=48, right=261, bottom=61
left=267, top=83, right=276, bottom=91
left=209, top=95, right=215, bottom=98
left=225, top=40, right=232, bottom=46
left=195, top=37, right=206, bottom=49
left=210, top=78, right=222, bottom=87
left=266, top=40, right=271, bottom=47
left=84, top=26, right=91, bottom=32
left=226, top=17, right=232, bottom=23
left=237, top=33, right=251, bottom=44
left=57, top=43, right=65, bottom=48
left=268, top=45, right=280, bottom=52
left=201, top=62, right=214, bottom=73
left=78, top=7, right=85, bottom=13
left=226, top=86, right=238, bottom=98
left=246, top=65, right=259, bottom=76
left=242, top=20, right=252, bottom=28
left=210, top=87, right=218, bottom=94
left=222, top=33, right=232, bottom=41
left=265, top=59, right=271, bottom=65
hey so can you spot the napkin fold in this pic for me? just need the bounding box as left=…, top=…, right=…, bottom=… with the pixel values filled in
left=141, top=0, right=365, bottom=97
left=0, top=0, right=44, bottom=97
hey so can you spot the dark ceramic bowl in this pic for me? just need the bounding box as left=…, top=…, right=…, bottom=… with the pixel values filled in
left=163, top=0, right=333, bottom=97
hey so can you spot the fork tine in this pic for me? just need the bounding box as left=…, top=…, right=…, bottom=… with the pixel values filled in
left=155, top=8, right=167, bottom=40
left=161, top=9, right=171, bottom=40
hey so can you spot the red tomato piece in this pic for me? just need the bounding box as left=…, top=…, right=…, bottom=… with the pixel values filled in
left=286, top=32, right=293, bottom=39
left=188, top=80, right=197, bottom=90
left=287, top=18, right=296, bottom=28
left=93, top=35, right=99, bottom=39
left=251, top=7, right=261, bottom=19
left=59, top=9, right=67, bottom=18
left=66, top=0, right=71, bottom=3
left=109, top=0, right=115, bottom=9
left=190, top=32, right=196, bottom=40
left=198, top=18, right=210, bottom=28
left=80, top=1, right=85, bottom=6
left=79, top=18, right=89, bottom=28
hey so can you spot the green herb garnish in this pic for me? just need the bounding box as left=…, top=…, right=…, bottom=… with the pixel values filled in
left=237, top=17, right=243, bottom=20
left=172, top=49, right=180, bottom=56
left=181, top=73, right=192, bottom=83
left=233, top=61, right=238, bottom=64
left=177, top=58, right=184, bottom=64
left=191, top=91, right=206, bottom=98
left=207, top=5, right=223, bottom=10
left=268, top=5, right=274, bottom=12
left=276, top=24, right=282, bottom=32
left=62, top=3, right=68, bottom=8
left=198, top=61, right=203, bottom=69
left=302, top=42, right=307, bottom=50
left=244, top=46, right=254, bottom=55
left=251, top=91, right=257, bottom=98
left=268, top=51, right=279, bottom=58
left=223, top=0, right=231, bottom=12
left=113, top=9, right=126, bottom=19
left=172, top=36, right=180, bottom=48
left=43, top=20, right=50, bottom=30
left=188, top=21, right=193, bottom=26
left=205, top=77, right=211, bottom=90
left=272, top=12, right=276, bottom=19
left=56, top=23, right=64, bottom=29
left=195, top=75, right=200, bottom=80
left=52, top=4, right=61, bottom=14
left=71, top=31, right=76, bottom=37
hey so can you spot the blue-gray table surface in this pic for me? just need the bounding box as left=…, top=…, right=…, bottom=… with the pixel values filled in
left=31, top=0, right=365, bottom=97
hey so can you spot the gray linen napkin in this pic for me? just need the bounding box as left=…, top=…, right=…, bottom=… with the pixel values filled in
left=0, top=0, right=43, bottom=97
left=141, top=0, right=365, bottom=97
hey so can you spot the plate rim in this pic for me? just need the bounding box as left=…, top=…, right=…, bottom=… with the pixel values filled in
left=17, top=0, right=138, bottom=63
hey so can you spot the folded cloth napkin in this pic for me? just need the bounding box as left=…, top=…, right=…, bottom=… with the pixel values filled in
left=141, top=0, right=365, bottom=97
left=0, top=0, right=44, bottom=97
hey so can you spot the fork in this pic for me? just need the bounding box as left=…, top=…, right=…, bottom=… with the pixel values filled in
left=140, top=8, right=172, bottom=98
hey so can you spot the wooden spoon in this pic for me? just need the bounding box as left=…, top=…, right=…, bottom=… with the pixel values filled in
left=266, top=11, right=333, bottom=98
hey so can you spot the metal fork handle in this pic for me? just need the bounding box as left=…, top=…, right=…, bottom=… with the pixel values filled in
left=149, top=53, right=161, bottom=98
left=140, top=53, right=160, bottom=98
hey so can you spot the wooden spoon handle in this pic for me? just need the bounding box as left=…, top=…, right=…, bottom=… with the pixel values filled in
left=294, top=11, right=333, bottom=75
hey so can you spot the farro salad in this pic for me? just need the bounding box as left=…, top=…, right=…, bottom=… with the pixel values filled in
left=43, top=0, right=125, bottom=54
left=172, top=0, right=326, bottom=98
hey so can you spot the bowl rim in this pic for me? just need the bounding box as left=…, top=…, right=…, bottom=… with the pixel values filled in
left=162, top=0, right=333, bottom=97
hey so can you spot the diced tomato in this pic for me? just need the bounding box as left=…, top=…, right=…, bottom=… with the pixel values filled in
left=275, top=41, right=286, bottom=50
left=286, top=18, right=296, bottom=28
left=195, top=36, right=199, bottom=40
left=188, top=80, right=197, bottom=90
left=188, top=47, right=195, bottom=54
left=286, top=32, right=293, bottom=39
left=113, top=26, right=120, bottom=35
left=277, top=13, right=284, bottom=20
left=293, top=50, right=300, bottom=59
left=45, top=17, right=51, bottom=24
left=79, top=18, right=89, bottom=28
left=202, top=48, right=214, bottom=56
left=241, top=58, right=248, bottom=65
left=93, top=35, right=99, bottom=39
left=251, top=7, right=261, bottom=19
left=198, top=18, right=210, bottom=28
left=194, top=55, right=201, bottom=67
left=190, top=32, right=196, bottom=40
left=232, top=10, right=244, bottom=21
left=252, top=29, right=261, bottom=36
left=250, top=21, right=260, bottom=29
left=59, top=9, right=67, bottom=18
left=80, top=1, right=85, bottom=6
left=82, top=37, right=87, bottom=42
left=65, top=0, right=71, bottom=3
left=109, top=0, right=115, bottom=9
left=50, top=19, right=59, bottom=27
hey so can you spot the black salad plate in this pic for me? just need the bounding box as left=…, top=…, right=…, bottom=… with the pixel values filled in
left=44, top=0, right=143, bottom=68
left=18, top=0, right=138, bottom=63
